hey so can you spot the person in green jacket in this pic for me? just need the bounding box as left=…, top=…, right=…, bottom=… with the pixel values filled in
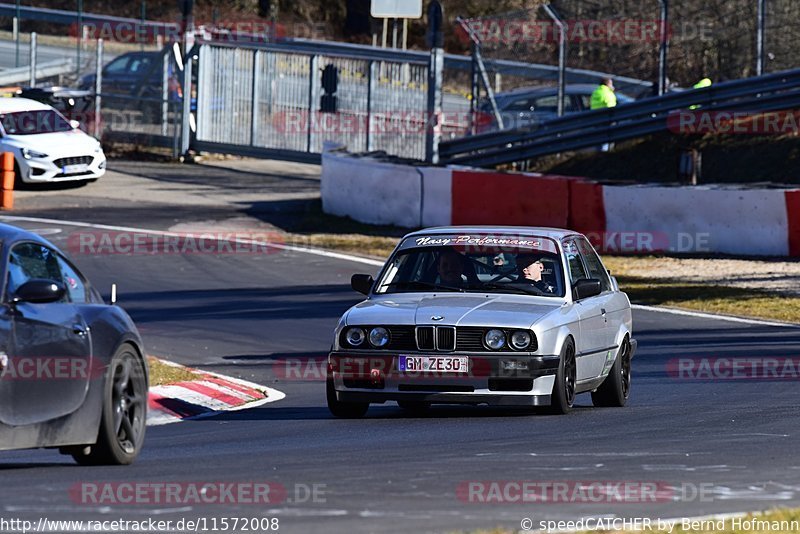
left=591, top=78, right=617, bottom=151
left=591, top=78, right=617, bottom=110
left=689, top=78, right=712, bottom=110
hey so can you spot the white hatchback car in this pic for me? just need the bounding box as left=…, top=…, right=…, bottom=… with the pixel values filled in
left=0, top=97, right=106, bottom=183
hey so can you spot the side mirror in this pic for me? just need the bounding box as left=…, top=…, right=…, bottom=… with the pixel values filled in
left=573, top=278, right=602, bottom=300
left=12, top=279, right=66, bottom=304
left=69, top=119, right=81, bottom=129
left=351, top=274, right=374, bottom=296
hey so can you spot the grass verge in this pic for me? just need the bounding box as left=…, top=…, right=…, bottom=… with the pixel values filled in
left=147, top=357, right=200, bottom=387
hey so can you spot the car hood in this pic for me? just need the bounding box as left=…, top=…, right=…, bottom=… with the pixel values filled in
left=3, top=130, right=101, bottom=156
left=345, top=293, right=564, bottom=329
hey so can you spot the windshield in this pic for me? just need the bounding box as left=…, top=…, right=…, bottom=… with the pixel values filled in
left=0, top=109, right=73, bottom=135
left=375, top=235, right=565, bottom=297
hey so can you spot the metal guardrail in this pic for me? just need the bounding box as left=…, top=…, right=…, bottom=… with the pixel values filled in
left=439, top=68, right=800, bottom=167
left=208, top=38, right=654, bottom=95
left=0, top=58, right=74, bottom=84
left=0, top=2, right=174, bottom=33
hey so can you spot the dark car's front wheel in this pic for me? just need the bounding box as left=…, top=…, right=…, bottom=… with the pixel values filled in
left=326, top=375, right=368, bottom=418
left=71, top=345, right=147, bottom=465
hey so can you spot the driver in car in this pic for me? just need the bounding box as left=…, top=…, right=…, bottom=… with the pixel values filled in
left=437, top=249, right=467, bottom=287
left=519, top=256, right=556, bottom=294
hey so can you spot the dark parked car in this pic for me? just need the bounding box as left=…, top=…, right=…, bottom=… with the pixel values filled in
left=477, top=84, right=636, bottom=133
left=0, top=223, right=147, bottom=465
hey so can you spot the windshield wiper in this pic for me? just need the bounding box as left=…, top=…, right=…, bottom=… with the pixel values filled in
left=474, top=282, right=547, bottom=296
left=382, top=281, right=465, bottom=292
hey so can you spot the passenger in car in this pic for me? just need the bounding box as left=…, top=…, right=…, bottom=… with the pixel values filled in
left=518, top=256, right=557, bottom=294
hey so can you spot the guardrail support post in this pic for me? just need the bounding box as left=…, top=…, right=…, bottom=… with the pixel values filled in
left=1, top=153, right=15, bottom=211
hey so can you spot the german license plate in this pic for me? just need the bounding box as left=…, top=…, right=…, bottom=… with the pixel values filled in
left=398, top=355, right=469, bottom=373
left=62, top=164, right=89, bottom=174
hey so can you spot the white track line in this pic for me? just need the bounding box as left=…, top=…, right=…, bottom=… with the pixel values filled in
left=0, top=215, right=385, bottom=267
left=4, top=215, right=796, bottom=327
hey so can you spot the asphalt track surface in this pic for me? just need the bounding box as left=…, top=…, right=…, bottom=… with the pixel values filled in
left=1, top=217, right=799, bottom=534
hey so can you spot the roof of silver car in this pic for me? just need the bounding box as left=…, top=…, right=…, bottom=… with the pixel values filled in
left=403, top=226, right=582, bottom=241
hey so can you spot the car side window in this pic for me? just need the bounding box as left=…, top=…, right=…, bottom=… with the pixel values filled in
left=56, top=255, right=89, bottom=304
left=563, top=239, right=588, bottom=284
left=507, top=98, right=534, bottom=112
left=576, top=238, right=612, bottom=292
left=6, top=243, right=65, bottom=300
left=533, top=95, right=558, bottom=113
left=103, top=57, right=130, bottom=75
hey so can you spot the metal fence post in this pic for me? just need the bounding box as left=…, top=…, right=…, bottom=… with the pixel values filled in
left=658, top=0, right=669, bottom=95
left=756, top=0, right=766, bottom=75
left=250, top=49, right=261, bottom=146
left=94, top=39, right=103, bottom=140
left=470, top=41, right=479, bottom=135
left=366, top=60, right=376, bottom=152
left=180, top=51, right=193, bottom=157
left=161, top=47, right=169, bottom=136
left=306, top=55, right=319, bottom=153
left=77, top=0, right=83, bottom=79
left=29, top=32, right=36, bottom=86
left=425, top=47, right=443, bottom=164
left=543, top=4, right=566, bottom=117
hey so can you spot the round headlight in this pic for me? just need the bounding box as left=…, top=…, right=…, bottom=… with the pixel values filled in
left=510, top=330, right=532, bottom=350
left=369, top=327, right=390, bottom=348
left=484, top=329, right=506, bottom=350
left=345, top=327, right=365, bottom=346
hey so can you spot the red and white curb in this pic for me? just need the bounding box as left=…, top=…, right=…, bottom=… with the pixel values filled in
left=147, top=359, right=285, bottom=426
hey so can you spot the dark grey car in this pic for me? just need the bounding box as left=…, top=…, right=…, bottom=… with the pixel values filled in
left=0, top=223, right=147, bottom=465
left=478, top=84, right=635, bottom=133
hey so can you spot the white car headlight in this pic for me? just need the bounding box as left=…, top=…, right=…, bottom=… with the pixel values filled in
left=345, top=327, right=365, bottom=347
left=484, top=329, right=506, bottom=350
left=510, top=331, right=532, bottom=350
left=22, top=148, right=48, bottom=160
left=368, top=327, right=390, bottom=348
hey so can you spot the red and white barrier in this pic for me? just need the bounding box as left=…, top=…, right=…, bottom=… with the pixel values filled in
left=321, top=151, right=800, bottom=257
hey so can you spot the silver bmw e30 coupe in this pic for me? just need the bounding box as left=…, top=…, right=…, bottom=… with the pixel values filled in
left=327, top=226, right=637, bottom=417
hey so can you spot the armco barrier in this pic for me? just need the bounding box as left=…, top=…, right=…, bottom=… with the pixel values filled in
left=320, top=151, right=800, bottom=257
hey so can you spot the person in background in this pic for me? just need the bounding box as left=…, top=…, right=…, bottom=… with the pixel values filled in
left=689, top=78, right=712, bottom=110
left=590, top=77, right=617, bottom=110
left=591, top=78, right=617, bottom=151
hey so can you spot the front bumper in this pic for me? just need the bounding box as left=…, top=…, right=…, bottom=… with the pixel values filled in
left=17, top=153, right=106, bottom=183
left=329, top=351, right=559, bottom=406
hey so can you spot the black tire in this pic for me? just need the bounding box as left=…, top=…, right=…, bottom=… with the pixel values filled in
left=547, top=338, right=576, bottom=414
left=71, top=345, right=147, bottom=465
left=326, top=375, right=368, bottom=418
left=397, top=400, right=431, bottom=414
left=592, top=337, right=632, bottom=407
